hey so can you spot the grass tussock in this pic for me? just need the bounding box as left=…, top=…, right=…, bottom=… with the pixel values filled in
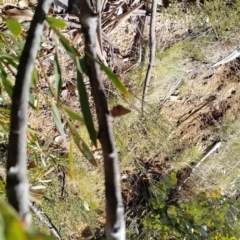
left=189, top=115, right=240, bottom=197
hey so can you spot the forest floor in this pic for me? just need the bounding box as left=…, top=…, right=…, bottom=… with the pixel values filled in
left=1, top=0, right=240, bottom=239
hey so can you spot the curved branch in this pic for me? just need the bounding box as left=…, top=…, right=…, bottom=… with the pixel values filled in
left=6, top=0, right=52, bottom=224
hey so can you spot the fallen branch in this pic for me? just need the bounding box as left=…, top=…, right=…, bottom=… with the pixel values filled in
left=167, top=141, right=221, bottom=203
left=29, top=201, right=62, bottom=239
left=176, top=141, right=222, bottom=192
left=6, top=0, right=52, bottom=224
left=211, top=47, right=240, bottom=67
left=141, top=0, right=157, bottom=111
left=211, top=46, right=240, bottom=67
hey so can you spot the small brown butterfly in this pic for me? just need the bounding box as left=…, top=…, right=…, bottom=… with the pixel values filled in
left=110, top=105, right=131, bottom=118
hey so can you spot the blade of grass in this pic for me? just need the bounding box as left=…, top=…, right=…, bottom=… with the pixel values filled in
left=51, top=100, right=67, bottom=145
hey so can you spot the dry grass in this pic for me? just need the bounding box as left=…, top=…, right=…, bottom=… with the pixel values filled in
left=14, top=0, right=240, bottom=238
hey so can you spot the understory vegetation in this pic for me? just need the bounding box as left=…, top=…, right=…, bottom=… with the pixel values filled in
left=1, top=0, right=240, bottom=239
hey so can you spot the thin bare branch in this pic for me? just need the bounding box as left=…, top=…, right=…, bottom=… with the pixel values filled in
left=6, top=0, right=52, bottom=224
left=76, top=0, right=125, bottom=239
left=141, top=0, right=157, bottom=111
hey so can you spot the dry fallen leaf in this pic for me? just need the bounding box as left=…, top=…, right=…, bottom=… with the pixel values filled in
left=4, top=7, right=33, bottom=22
left=110, top=104, right=131, bottom=118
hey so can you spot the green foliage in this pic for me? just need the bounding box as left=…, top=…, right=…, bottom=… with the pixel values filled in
left=6, top=19, right=22, bottom=37
left=86, top=53, right=130, bottom=97
left=66, top=118, right=98, bottom=166
left=143, top=173, right=240, bottom=239
left=75, top=58, right=97, bottom=146
left=203, top=0, right=240, bottom=38
left=0, top=201, right=54, bottom=240
left=54, top=52, right=62, bottom=102
left=45, top=17, right=66, bottom=29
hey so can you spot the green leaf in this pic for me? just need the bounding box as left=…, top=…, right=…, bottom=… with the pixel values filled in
left=169, top=172, right=177, bottom=186
left=0, top=108, right=10, bottom=114
left=52, top=29, right=79, bottom=60
left=64, top=107, right=84, bottom=123
left=54, top=52, right=62, bottom=101
left=196, top=226, right=208, bottom=237
left=167, top=205, right=177, bottom=218
left=100, top=64, right=130, bottom=97
left=75, top=59, right=97, bottom=146
left=0, top=214, right=5, bottom=240
left=1, top=32, right=20, bottom=48
left=69, top=138, right=73, bottom=170
left=46, top=16, right=66, bottom=29
left=89, top=201, right=98, bottom=210
left=51, top=101, right=67, bottom=144
left=17, top=37, right=25, bottom=55
left=0, top=55, right=18, bottom=69
left=0, top=62, right=7, bottom=78
left=86, top=53, right=130, bottom=97
left=31, top=66, right=38, bottom=87
left=26, top=228, right=56, bottom=239
left=0, top=180, right=5, bottom=193
left=2, top=77, right=13, bottom=99
left=0, top=201, right=27, bottom=240
left=29, top=92, right=36, bottom=110
left=66, top=119, right=98, bottom=167
left=79, top=58, right=88, bottom=75
left=6, top=19, right=22, bottom=36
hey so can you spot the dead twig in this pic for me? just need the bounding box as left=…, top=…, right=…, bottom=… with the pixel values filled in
left=103, top=4, right=143, bottom=32
left=131, top=15, right=146, bottom=63
left=158, top=76, right=184, bottom=110
left=141, top=0, right=157, bottom=111
left=176, top=95, right=217, bottom=126
left=102, top=2, right=125, bottom=26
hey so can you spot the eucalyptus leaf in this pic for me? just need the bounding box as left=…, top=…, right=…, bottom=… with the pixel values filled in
left=66, top=119, right=97, bottom=167
left=64, top=107, right=84, bottom=123
left=54, top=52, right=62, bottom=101
left=6, top=19, right=22, bottom=36
left=51, top=101, right=67, bottom=144
left=46, top=16, right=66, bottom=29
left=85, top=53, right=130, bottom=97
left=75, top=59, right=97, bottom=146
